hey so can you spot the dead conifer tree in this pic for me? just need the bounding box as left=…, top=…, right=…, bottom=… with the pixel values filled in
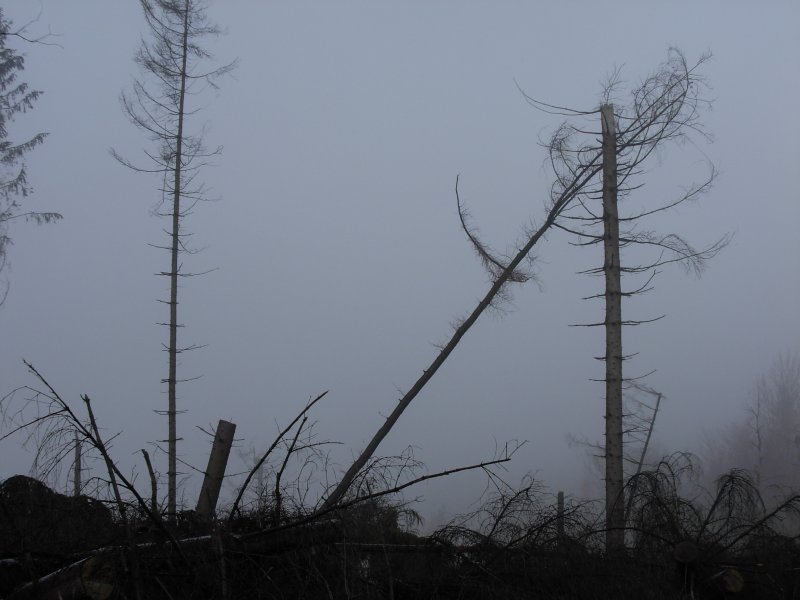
left=323, top=50, right=727, bottom=537
left=528, top=49, right=728, bottom=550
left=112, top=0, right=236, bottom=521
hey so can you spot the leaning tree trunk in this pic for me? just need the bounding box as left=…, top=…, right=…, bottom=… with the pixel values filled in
left=320, top=160, right=602, bottom=511
left=601, top=104, right=625, bottom=552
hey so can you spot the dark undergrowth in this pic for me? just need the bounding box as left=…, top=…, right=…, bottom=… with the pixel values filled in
left=2, top=456, right=799, bottom=599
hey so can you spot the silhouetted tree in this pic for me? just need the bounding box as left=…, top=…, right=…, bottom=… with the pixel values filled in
left=112, top=0, right=236, bottom=520
left=323, top=52, right=728, bottom=557
left=0, top=8, right=61, bottom=306
left=525, top=49, right=727, bottom=550
left=704, top=353, right=800, bottom=501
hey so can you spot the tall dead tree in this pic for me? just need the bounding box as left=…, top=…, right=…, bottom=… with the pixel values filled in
left=537, top=50, right=728, bottom=550
left=323, top=51, right=727, bottom=542
left=113, top=0, right=235, bottom=520
left=600, top=104, right=625, bottom=550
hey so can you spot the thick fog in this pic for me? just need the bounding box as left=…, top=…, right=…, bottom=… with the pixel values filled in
left=1, top=2, right=798, bottom=526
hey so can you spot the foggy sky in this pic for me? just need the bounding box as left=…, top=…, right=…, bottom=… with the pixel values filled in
left=1, top=1, right=798, bottom=524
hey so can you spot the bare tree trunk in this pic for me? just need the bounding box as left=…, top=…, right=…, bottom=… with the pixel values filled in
left=196, top=420, right=237, bottom=523
left=625, top=389, right=661, bottom=527
left=73, top=430, right=81, bottom=497
left=115, top=0, right=234, bottom=523
left=320, top=53, right=718, bottom=520
left=7, top=556, right=115, bottom=600
left=601, top=104, right=625, bottom=552
left=321, top=161, right=602, bottom=510
left=167, top=0, right=191, bottom=523
left=634, top=392, right=660, bottom=477
left=141, top=449, right=159, bottom=516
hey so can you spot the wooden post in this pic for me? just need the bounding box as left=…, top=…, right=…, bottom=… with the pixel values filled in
left=196, top=420, right=236, bottom=523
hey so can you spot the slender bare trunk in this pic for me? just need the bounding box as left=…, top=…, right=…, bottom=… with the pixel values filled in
left=142, top=449, right=159, bottom=516
left=601, top=104, right=624, bottom=551
left=321, top=161, right=602, bottom=510
left=72, top=431, right=81, bottom=497
left=167, top=0, right=191, bottom=522
left=625, top=391, right=661, bottom=525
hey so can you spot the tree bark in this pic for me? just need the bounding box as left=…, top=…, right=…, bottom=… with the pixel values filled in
left=73, top=431, right=81, bottom=497
left=167, top=0, right=191, bottom=523
left=196, top=420, right=237, bottom=523
left=601, top=104, right=625, bottom=552
left=321, top=160, right=602, bottom=511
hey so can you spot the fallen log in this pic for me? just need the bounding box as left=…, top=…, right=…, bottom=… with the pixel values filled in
left=7, top=555, right=114, bottom=600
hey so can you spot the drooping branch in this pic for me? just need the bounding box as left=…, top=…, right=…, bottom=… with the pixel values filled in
left=455, top=175, right=529, bottom=283
left=518, top=49, right=721, bottom=552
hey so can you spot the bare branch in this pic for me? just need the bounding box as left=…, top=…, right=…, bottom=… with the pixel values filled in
left=228, top=390, right=329, bottom=521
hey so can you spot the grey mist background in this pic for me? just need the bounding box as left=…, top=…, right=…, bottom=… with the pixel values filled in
left=1, top=1, right=798, bottom=526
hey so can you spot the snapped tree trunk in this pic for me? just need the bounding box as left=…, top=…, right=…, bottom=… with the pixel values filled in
left=540, top=54, right=721, bottom=551
left=601, top=104, right=625, bottom=552
left=196, top=419, right=237, bottom=523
